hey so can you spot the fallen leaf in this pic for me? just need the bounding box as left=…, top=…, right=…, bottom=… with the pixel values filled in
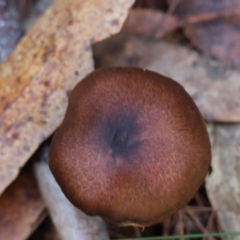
left=167, top=0, right=240, bottom=17
left=123, top=8, right=240, bottom=41
left=184, top=16, right=240, bottom=69
left=0, top=163, right=46, bottom=240
left=167, top=0, right=240, bottom=69
left=206, top=123, right=240, bottom=234
left=0, top=0, right=134, bottom=195
left=123, top=9, right=180, bottom=38
left=93, top=32, right=240, bottom=122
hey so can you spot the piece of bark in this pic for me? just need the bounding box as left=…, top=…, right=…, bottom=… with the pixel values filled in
left=34, top=145, right=110, bottom=240
left=0, top=0, right=135, bottom=195
left=93, top=32, right=240, bottom=122
left=206, top=124, right=240, bottom=237
left=0, top=164, right=46, bottom=240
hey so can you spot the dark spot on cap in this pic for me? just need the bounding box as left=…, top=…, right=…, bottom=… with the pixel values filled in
left=103, top=112, right=141, bottom=160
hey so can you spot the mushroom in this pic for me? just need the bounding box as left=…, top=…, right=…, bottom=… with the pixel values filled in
left=49, top=67, right=211, bottom=227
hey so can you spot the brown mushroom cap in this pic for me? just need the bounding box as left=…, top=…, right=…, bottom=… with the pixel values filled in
left=49, top=67, right=211, bottom=227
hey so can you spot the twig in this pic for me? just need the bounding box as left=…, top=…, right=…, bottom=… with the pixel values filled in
left=186, top=207, right=215, bottom=240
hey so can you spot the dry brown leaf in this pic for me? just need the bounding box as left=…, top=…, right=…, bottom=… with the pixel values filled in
left=0, top=164, right=46, bottom=240
left=167, top=0, right=240, bottom=69
left=123, top=8, right=240, bottom=40
left=93, top=33, right=240, bottom=121
left=123, top=9, right=180, bottom=38
left=0, top=0, right=134, bottom=195
left=184, top=16, right=240, bottom=70
left=206, top=123, right=240, bottom=234
left=166, top=0, right=240, bottom=17
left=123, top=8, right=240, bottom=41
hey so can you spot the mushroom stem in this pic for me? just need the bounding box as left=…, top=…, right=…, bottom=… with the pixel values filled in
left=34, top=147, right=110, bottom=240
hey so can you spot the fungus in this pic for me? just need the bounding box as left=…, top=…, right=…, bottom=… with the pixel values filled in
left=49, top=67, right=211, bottom=227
